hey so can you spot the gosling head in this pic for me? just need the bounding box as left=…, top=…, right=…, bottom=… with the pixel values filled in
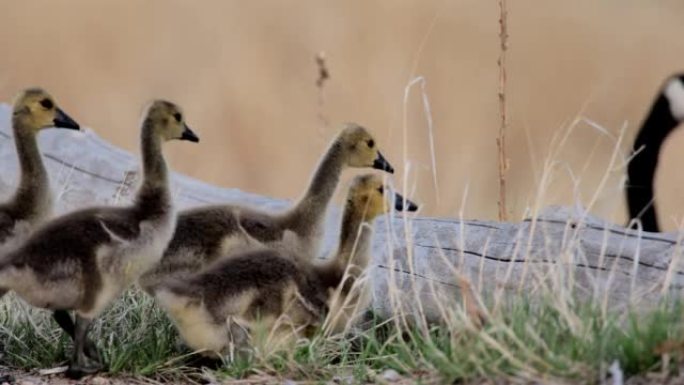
left=347, top=174, right=418, bottom=221
left=12, top=88, right=80, bottom=133
left=663, top=73, right=684, bottom=122
left=144, top=100, right=199, bottom=143
left=337, top=123, right=394, bottom=173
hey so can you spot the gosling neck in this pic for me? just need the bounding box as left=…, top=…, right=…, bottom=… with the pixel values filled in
left=135, top=121, right=170, bottom=217
left=288, top=140, right=345, bottom=231
left=10, top=114, right=50, bottom=220
left=333, top=200, right=374, bottom=273
left=626, top=94, right=680, bottom=232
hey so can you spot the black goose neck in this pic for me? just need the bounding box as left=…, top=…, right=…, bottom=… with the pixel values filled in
left=625, top=93, right=681, bottom=232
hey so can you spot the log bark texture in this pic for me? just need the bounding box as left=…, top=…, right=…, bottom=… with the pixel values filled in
left=0, top=104, right=681, bottom=322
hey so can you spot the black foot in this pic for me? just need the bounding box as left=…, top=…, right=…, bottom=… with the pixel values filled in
left=65, top=359, right=104, bottom=379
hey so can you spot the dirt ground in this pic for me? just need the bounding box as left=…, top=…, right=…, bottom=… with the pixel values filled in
left=0, top=368, right=447, bottom=385
left=0, top=367, right=424, bottom=385
left=5, top=367, right=684, bottom=385
left=2, top=368, right=293, bottom=385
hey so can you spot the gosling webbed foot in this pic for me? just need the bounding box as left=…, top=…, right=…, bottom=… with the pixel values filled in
left=65, top=354, right=104, bottom=379
left=66, top=315, right=104, bottom=379
left=53, top=310, right=102, bottom=363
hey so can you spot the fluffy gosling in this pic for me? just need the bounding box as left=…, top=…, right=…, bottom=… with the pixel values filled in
left=140, top=123, right=394, bottom=293
left=0, top=100, right=198, bottom=377
left=155, top=174, right=418, bottom=359
left=0, top=88, right=79, bottom=249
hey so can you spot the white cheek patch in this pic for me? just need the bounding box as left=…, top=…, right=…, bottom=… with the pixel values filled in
left=664, top=78, right=684, bottom=121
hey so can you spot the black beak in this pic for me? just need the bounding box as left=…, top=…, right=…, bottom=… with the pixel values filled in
left=53, top=108, right=80, bottom=130
left=180, top=124, right=199, bottom=143
left=372, top=151, right=394, bottom=174
left=394, top=192, right=418, bottom=212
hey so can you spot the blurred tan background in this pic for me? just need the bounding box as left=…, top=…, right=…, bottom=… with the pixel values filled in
left=2, top=0, right=684, bottom=228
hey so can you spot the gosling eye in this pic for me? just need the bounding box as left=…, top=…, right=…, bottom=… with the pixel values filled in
left=367, top=139, right=375, bottom=148
left=377, top=186, right=384, bottom=194
left=173, top=112, right=182, bottom=123
left=40, top=99, right=54, bottom=110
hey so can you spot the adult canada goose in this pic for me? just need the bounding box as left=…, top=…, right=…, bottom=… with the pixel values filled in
left=626, top=73, right=684, bottom=232
left=139, top=123, right=394, bottom=293
left=155, top=174, right=418, bottom=357
left=0, top=88, right=80, bottom=247
left=0, top=100, right=199, bottom=377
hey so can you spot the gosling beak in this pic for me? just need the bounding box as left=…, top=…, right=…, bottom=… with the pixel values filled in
left=53, top=108, right=80, bottom=130
left=394, top=192, right=418, bottom=212
left=180, top=124, right=199, bottom=143
left=373, top=151, right=394, bottom=174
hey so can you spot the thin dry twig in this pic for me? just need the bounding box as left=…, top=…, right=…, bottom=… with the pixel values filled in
left=496, top=0, right=509, bottom=221
left=315, top=51, right=330, bottom=128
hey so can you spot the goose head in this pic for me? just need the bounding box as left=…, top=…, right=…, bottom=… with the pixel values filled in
left=12, top=88, right=80, bottom=133
left=337, top=123, right=394, bottom=173
left=347, top=174, right=418, bottom=220
left=663, top=73, right=684, bottom=122
left=144, top=100, right=199, bottom=143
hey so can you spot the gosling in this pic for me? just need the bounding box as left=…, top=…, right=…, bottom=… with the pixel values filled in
left=155, top=174, right=418, bottom=358
left=140, top=123, right=394, bottom=293
left=0, top=88, right=80, bottom=248
left=0, top=100, right=199, bottom=377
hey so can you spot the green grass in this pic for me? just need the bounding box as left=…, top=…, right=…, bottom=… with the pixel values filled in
left=2, top=288, right=683, bottom=384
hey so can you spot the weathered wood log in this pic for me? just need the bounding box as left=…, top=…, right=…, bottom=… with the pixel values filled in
left=0, top=104, right=681, bottom=323
left=371, top=208, right=682, bottom=322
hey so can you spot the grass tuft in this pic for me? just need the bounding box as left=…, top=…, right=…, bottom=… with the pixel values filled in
left=1, top=281, right=683, bottom=383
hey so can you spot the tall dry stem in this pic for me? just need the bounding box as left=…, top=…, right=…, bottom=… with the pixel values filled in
left=497, top=0, right=509, bottom=221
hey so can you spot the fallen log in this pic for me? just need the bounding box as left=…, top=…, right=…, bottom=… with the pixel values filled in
left=0, top=104, right=681, bottom=322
